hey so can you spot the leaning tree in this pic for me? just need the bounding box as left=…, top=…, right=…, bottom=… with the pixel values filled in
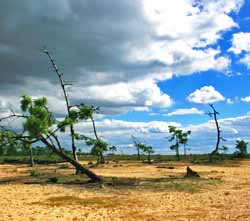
left=0, top=49, right=103, bottom=182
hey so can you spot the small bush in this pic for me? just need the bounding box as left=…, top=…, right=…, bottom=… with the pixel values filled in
left=30, top=170, right=40, bottom=177
left=58, top=164, right=70, bottom=169
left=49, top=177, right=58, bottom=183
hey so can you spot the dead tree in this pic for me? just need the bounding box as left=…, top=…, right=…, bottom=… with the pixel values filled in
left=43, top=49, right=78, bottom=162
left=207, top=104, right=226, bottom=162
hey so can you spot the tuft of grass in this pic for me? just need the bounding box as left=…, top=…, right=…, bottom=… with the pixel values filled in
left=58, top=164, right=70, bottom=169
left=48, top=177, right=58, bottom=183
left=30, top=170, right=41, bottom=177
left=45, top=196, right=115, bottom=207
left=33, top=195, right=144, bottom=209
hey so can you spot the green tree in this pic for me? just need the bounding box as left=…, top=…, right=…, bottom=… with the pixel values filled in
left=179, top=131, right=191, bottom=156
left=168, top=126, right=191, bottom=161
left=109, top=145, right=117, bottom=154
left=235, top=140, right=248, bottom=157
left=131, top=135, right=142, bottom=160
left=0, top=130, right=19, bottom=155
left=138, top=143, right=154, bottom=164
left=76, top=105, right=106, bottom=164
left=0, top=95, right=102, bottom=182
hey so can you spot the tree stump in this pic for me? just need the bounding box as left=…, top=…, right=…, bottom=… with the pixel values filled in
left=185, top=166, right=200, bottom=178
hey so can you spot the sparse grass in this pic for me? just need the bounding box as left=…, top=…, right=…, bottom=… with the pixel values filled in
left=58, top=164, right=70, bottom=169
left=30, top=170, right=41, bottom=177
left=1, top=159, right=250, bottom=221
left=37, top=196, right=116, bottom=208
left=2, top=153, right=250, bottom=165
left=105, top=176, right=221, bottom=193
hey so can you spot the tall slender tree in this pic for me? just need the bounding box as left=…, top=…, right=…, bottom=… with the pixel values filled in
left=43, top=49, right=78, bottom=162
left=131, top=135, right=141, bottom=160
left=207, top=104, right=226, bottom=162
left=168, top=126, right=191, bottom=161
left=75, top=105, right=106, bottom=164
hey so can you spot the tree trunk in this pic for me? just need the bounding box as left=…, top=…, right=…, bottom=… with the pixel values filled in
left=176, top=146, right=180, bottom=161
left=100, top=152, right=105, bottom=164
left=41, top=137, right=102, bottom=182
left=137, top=147, right=140, bottom=160
left=44, top=50, right=79, bottom=163
left=29, top=146, right=34, bottom=167
left=148, top=152, right=151, bottom=164
left=209, top=104, right=221, bottom=162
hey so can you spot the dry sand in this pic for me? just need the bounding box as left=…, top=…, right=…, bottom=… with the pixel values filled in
left=0, top=160, right=250, bottom=220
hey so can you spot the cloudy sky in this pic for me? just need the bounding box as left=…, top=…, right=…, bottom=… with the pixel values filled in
left=0, top=0, right=250, bottom=154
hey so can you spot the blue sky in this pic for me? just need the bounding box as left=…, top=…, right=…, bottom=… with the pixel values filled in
left=0, top=0, right=250, bottom=154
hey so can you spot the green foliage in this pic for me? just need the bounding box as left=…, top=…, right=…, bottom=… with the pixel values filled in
left=220, top=145, right=229, bottom=153
left=57, top=117, right=74, bottom=132
left=168, top=126, right=191, bottom=160
left=137, top=143, right=154, bottom=154
left=235, top=140, right=248, bottom=157
left=90, top=139, right=108, bottom=156
left=30, top=170, right=40, bottom=177
left=0, top=130, right=24, bottom=155
left=49, top=177, right=58, bottom=183
left=109, top=145, right=117, bottom=153
left=78, top=105, right=98, bottom=120
left=20, top=95, right=32, bottom=111
left=21, top=96, right=55, bottom=138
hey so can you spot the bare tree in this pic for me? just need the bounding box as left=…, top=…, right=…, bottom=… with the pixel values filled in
left=43, top=49, right=79, bottom=162
left=207, top=104, right=226, bottom=162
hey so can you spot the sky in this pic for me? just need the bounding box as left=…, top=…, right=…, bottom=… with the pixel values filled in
left=0, top=0, right=250, bottom=154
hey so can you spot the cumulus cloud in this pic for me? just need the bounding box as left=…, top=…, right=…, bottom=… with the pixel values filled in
left=239, top=54, right=250, bottom=69
left=166, top=108, right=204, bottom=116
left=241, top=96, right=250, bottom=102
left=69, top=115, right=250, bottom=154
left=229, top=32, right=250, bottom=54
left=187, top=86, right=226, bottom=104
left=0, top=0, right=244, bottom=115
left=185, top=115, right=250, bottom=153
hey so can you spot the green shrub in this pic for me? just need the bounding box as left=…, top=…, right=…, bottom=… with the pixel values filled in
left=30, top=170, right=40, bottom=177
left=49, top=177, right=58, bottom=183
left=58, top=164, right=70, bottom=169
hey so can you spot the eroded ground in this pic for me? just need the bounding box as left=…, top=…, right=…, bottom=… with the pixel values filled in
left=0, top=160, right=250, bottom=220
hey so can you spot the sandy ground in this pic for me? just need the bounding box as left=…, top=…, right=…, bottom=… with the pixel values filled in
left=0, top=160, right=250, bottom=221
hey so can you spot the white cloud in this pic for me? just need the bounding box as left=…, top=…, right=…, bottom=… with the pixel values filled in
left=71, top=115, right=250, bottom=154
left=239, top=54, right=250, bottom=69
left=241, top=96, right=250, bottom=103
left=128, top=0, right=241, bottom=76
left=226, top=98, right=234, bottom=104
left=0, top=0, right=244, bottom=116
left=229, top=32, right=250, bottom=54
left=166, top=108, right=204, bottom=116
left=187, top=86, right=225, bottom=104
left=71, top=79, right=173, bottom=113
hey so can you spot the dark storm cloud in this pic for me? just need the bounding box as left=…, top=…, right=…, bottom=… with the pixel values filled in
left=0, top=0, right=155, bottom=87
